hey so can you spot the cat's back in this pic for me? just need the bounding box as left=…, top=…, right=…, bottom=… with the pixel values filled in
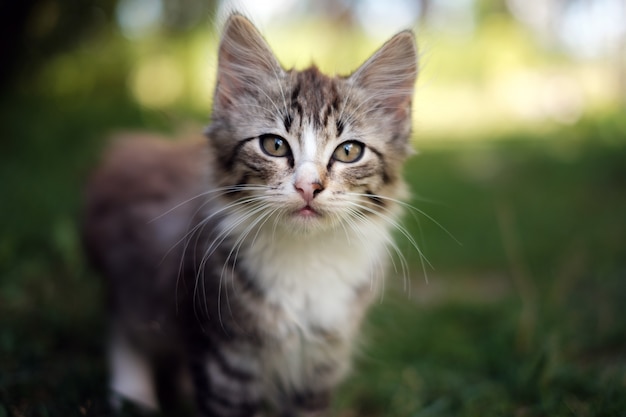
left=83, top=133, right=209, bottom=285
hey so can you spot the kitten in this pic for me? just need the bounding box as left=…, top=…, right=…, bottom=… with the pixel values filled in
left=83, top=14, right=418, bottom=417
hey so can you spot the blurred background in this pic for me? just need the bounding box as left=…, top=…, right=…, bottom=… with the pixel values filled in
left=1, top=0, right=625, bottom=416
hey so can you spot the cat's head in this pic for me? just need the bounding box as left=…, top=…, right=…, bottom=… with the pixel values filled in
left=205, top=14, right=418, bottom=234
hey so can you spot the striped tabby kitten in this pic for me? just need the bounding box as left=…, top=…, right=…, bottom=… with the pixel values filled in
left=83, top=14, right=417, bottom=417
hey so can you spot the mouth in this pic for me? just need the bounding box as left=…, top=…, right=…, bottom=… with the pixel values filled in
left=296, top=205, right=320, bottom=218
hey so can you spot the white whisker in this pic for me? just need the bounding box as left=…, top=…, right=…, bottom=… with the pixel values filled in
left=344, top=198, right=432, bottom=286
left=347, top=192, right=460, bottom=245
left=217, top=201, right=276, bottom=329
left=345, top=205, right=410, bottom=297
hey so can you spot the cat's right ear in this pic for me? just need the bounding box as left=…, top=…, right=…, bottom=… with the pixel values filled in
left=214, top=14, right=284, bottom=110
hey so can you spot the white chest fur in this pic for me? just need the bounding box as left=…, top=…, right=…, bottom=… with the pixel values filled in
left=240, top=220, right=389, bottom=334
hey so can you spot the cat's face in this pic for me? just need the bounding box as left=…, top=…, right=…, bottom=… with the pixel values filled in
left=206, top=15, right=417, bottom=234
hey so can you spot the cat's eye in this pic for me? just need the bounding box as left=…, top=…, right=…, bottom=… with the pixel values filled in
left=333, top=141, right=364, bottom=163
left=260, top=134, right=291, bottom=158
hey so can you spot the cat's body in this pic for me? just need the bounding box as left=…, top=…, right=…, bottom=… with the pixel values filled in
left=83, top=15, right=417, bottom=417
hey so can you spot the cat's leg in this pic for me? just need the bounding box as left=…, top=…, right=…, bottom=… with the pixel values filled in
left=109, top=331, right=158, bottom=411
left=189, top=346, right=263, bottom=417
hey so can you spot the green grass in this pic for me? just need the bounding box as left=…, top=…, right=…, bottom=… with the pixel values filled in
left=1, top=94, right=625, bottom=416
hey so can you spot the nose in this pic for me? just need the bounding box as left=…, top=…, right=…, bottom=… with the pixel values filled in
left=294, top=179, right=324, bottom=203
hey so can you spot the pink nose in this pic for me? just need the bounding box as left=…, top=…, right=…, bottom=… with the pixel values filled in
left=294, top=180, right=324, bottom=203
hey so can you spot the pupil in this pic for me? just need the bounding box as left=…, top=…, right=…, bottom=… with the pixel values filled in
left=274, top=139, right=282, bottom=150
left=344, top=144, right=351, bottom=155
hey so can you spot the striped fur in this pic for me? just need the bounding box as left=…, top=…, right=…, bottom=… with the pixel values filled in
left=83, top=14, right=417, bottom=417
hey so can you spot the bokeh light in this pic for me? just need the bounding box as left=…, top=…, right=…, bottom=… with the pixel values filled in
left=116, top=0, right=164, bottom=39
left=129, top=55, right=184, bottom=108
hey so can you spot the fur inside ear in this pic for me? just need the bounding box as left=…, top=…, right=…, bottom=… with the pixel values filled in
left=350, top=31, right=418, bottom=124
left=213, top=14, right=284, bottom=110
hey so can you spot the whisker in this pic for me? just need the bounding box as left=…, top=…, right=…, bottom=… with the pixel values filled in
left=171, top=187, right=274, bottom=324
left=171, top=193, right=272, bottom=303
left=347, top=192, right=460, bottom=245
left=344, top=199, right=432, bottom=285
left=341, top=208, right=388, bottom=299
left=195, top=201, right=269, bottom=323
left=217, top=202, right=275, bottom=329
left=150, top=184, right=273, bottom=223
left=173, top=193, right=271, bottom=258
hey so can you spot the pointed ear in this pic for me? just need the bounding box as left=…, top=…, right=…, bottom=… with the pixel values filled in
left=350, top=31, right=418, bottom=124
left=214, top=14, right=284, bottom=109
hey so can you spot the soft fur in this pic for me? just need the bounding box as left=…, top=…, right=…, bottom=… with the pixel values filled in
left=83, top=14, right=418, bottom=417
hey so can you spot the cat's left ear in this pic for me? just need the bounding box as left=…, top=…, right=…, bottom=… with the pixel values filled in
left=214, top=14, right=284, bottom=110
left=350, top=31, right=418, bottom=125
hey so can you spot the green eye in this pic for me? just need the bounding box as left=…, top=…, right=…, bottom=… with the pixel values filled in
left=333, top=141, right=364, bottom=163
left=260, top=134, right=291, bottom=157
